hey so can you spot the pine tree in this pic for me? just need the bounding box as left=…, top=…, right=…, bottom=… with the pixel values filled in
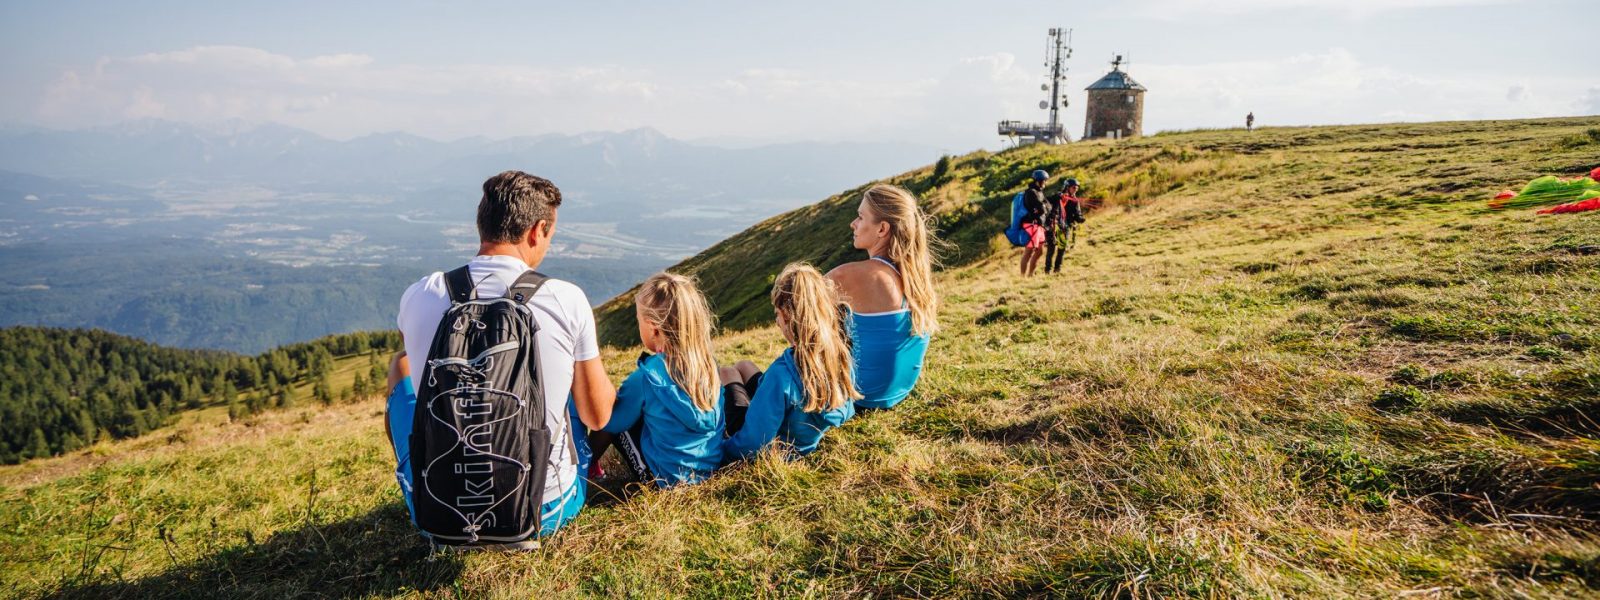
left=314, top=377, right=333, bottom=406
left=931, top=154, right=952, bottom=186
left=25, top=428, right=50, bottom=459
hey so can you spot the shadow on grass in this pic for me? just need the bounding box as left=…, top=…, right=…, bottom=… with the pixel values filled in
left=42, top=503, right=460, bottom=600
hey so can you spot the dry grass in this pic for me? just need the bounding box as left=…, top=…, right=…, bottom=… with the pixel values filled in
left=3, top=116, right=1600, bottom=598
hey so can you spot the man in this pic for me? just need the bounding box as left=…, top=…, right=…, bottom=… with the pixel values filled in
left=388, top=170, right=617, bottom=547
left=1043, top=178, right=1084, bottom=274
left=1018, top=169, right=1049, bottom=276
left=1246, top=112, right=1255, bottom=132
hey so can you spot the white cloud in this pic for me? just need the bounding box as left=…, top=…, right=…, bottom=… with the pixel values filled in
left=1131, top=48, right=1591, bottom=132
left=305, top=54, right=374, bottom=69
left=1126, top=0, right=1515, bottom=18
left=1580, top=87, right=1600, bottom=115
left=37, top=46, right=667, bottom=140
left=25, top=44, right=1597, bottom=150
left=1506, top=84, right=1530, bottom=103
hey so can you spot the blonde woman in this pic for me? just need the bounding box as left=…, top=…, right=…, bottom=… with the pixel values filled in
left=720, top=263, right=858, bottom=462
left=826, top=184, right=939, bottom=410
left=590, top=273, right=725, bottom=487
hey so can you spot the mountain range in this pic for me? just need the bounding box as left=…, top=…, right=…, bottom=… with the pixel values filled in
left=0, top=120, right=941, bottom=352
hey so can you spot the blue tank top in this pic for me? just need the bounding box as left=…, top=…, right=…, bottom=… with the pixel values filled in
left=850, top=256, right=931, bottom=409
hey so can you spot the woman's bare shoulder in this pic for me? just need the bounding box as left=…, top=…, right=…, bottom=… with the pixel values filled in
left=827, top=259, right=897, bottom=289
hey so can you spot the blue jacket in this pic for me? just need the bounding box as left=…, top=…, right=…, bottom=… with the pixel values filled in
left=722, top=349, right=854, bottom=463
left=602, top=353, right=724, bottom=486
left=849, top=310, right=931, bottom=410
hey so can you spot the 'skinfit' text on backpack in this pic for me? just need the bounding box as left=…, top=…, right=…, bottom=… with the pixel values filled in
left=410, top=266, right=552, bottom=546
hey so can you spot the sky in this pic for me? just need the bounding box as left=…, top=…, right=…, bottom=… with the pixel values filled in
left=1, top=0, right=1594, bottom=152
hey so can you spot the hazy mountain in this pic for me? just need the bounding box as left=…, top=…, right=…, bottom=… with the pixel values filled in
left=0, top=121, right=940, bottom=351
left=0, top=120, right=939, bottom=194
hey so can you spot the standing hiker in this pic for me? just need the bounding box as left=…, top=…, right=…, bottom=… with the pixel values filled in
left=1017, top=170, right=1050, bottom=277
left=387, top=170, right=618, bottom=550
left=1043, top=178, right=1083, bottom=274
left=1246, top=112, right=1255, bottom=131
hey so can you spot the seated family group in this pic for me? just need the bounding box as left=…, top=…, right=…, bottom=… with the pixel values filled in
left=383, top=171, right=938, bottom=549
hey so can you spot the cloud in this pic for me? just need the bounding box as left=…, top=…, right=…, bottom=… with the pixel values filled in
left=36, top=46, right=666, bottom=140
left=1580, top=87, right=1600, bottom=115
left=30, top=45, right=965, bottom=146
left=1125, top=0, right=1515, bottom=18
left=24, top=44, right=1597, bottom=150
left=1130, top=48, right=1591, bottom=132
left=1506, top=84, right=1530, bottom=103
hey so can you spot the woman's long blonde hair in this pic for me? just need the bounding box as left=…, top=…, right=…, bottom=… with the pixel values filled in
left=772, top=263, right=860, bottom=413
left=635, top=272, right=720, bottom=412
left=861, top=184, right=942, bottom=336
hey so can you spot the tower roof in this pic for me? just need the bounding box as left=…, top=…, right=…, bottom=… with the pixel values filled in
left=1086, top=56, right=1146, bottom=91
left=1085, top=68, right=1145, bottom=91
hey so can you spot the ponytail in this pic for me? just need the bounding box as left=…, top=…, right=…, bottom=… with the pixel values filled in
left=772, top=263, right=860, bottom=412
left=860, top=184, right=944, bottom=336
left=634, top=272, right=720, bottom=412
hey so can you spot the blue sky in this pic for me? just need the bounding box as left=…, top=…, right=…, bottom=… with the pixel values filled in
left=2, top=0, right=1593, bottom=151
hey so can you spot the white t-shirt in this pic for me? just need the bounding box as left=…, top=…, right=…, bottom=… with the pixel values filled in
left=396, top=254, right=599, bottom=502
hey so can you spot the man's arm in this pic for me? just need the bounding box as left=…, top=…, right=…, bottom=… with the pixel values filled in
left=571, top=357, right=617, bottom=431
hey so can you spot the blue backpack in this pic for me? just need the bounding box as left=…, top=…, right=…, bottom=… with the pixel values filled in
left=1003, top=191, right=1029, bottom=247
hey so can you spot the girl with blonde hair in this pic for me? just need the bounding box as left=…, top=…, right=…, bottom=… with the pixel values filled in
left=592, top=272, right=724, bottom=487
left=826, top=184, right=940, bottom=410
left=721, top=263, right=858, bottom=462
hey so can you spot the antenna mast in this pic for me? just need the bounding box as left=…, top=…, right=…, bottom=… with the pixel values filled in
left=1046, top=27, right=1071, bottom=139
left=997, top=27, right=1073, bottom=146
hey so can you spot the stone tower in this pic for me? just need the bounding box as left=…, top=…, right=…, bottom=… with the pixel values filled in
left=1083, top=56, right=1146, bottom=140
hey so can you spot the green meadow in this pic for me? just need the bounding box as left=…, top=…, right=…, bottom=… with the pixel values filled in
left=3, top=116, right=1598, bottom=598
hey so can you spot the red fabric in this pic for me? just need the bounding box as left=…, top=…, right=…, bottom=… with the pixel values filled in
left=1590, top=166, right=1600, bottom=180
left=1494, top=190, right=1517, bottom=200
left=1537, top=197, right=1600, bottom=215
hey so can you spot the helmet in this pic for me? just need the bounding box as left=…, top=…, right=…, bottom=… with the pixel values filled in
left=1064, top=178, right=1080, bottom=187
left=1031, top=169, right=1049, bottom=182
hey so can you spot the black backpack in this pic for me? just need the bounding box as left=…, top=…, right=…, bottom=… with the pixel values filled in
left=410, top=266, right=552, bottom=546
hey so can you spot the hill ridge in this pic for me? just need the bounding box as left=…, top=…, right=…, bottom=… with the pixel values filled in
left=4, top=116, right=1600, bottom=597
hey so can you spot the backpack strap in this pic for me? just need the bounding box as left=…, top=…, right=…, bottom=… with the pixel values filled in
left=505, top=270, right=550, bottom=305
left=443, top=266, right=475, bottom=304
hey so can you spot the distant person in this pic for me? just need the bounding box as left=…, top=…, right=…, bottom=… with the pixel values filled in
left=387, top=170, right=617, bottom=550
left=1017, top=170, right=1050, bottom=276
left=589, top=273, right=724, bottom=488
left=826, top=184, right=939, bottom=411
left=720, top=263, right=858, bottom=463
left=1043, top=178, right=1084, bottom=274
left=1246, top=112, right=1255, bottom=131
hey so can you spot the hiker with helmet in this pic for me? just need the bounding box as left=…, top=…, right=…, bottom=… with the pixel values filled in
left=1043, top=178, right=1085, bottom=274
left=387, top=170, right=618, bottom=550
left=827, top=184, right=939, bottom=410
left=1015, top=170, right=1051, bottom=276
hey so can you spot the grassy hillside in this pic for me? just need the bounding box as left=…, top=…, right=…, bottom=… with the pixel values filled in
left=3, top=116, right=1599, bottom=598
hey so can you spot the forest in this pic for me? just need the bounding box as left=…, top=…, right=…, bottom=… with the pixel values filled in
left=0, top=326, right=399, bottom=464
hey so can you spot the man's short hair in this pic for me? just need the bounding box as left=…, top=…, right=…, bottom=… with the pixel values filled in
left=477, top=171, right=563, bottom=244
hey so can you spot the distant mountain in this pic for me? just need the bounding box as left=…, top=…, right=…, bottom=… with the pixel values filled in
left=0, top=120, right=940, bottom=196
left=0, top=237, right=665, bottom=353
left=0, top=121, right=939, bottom=352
